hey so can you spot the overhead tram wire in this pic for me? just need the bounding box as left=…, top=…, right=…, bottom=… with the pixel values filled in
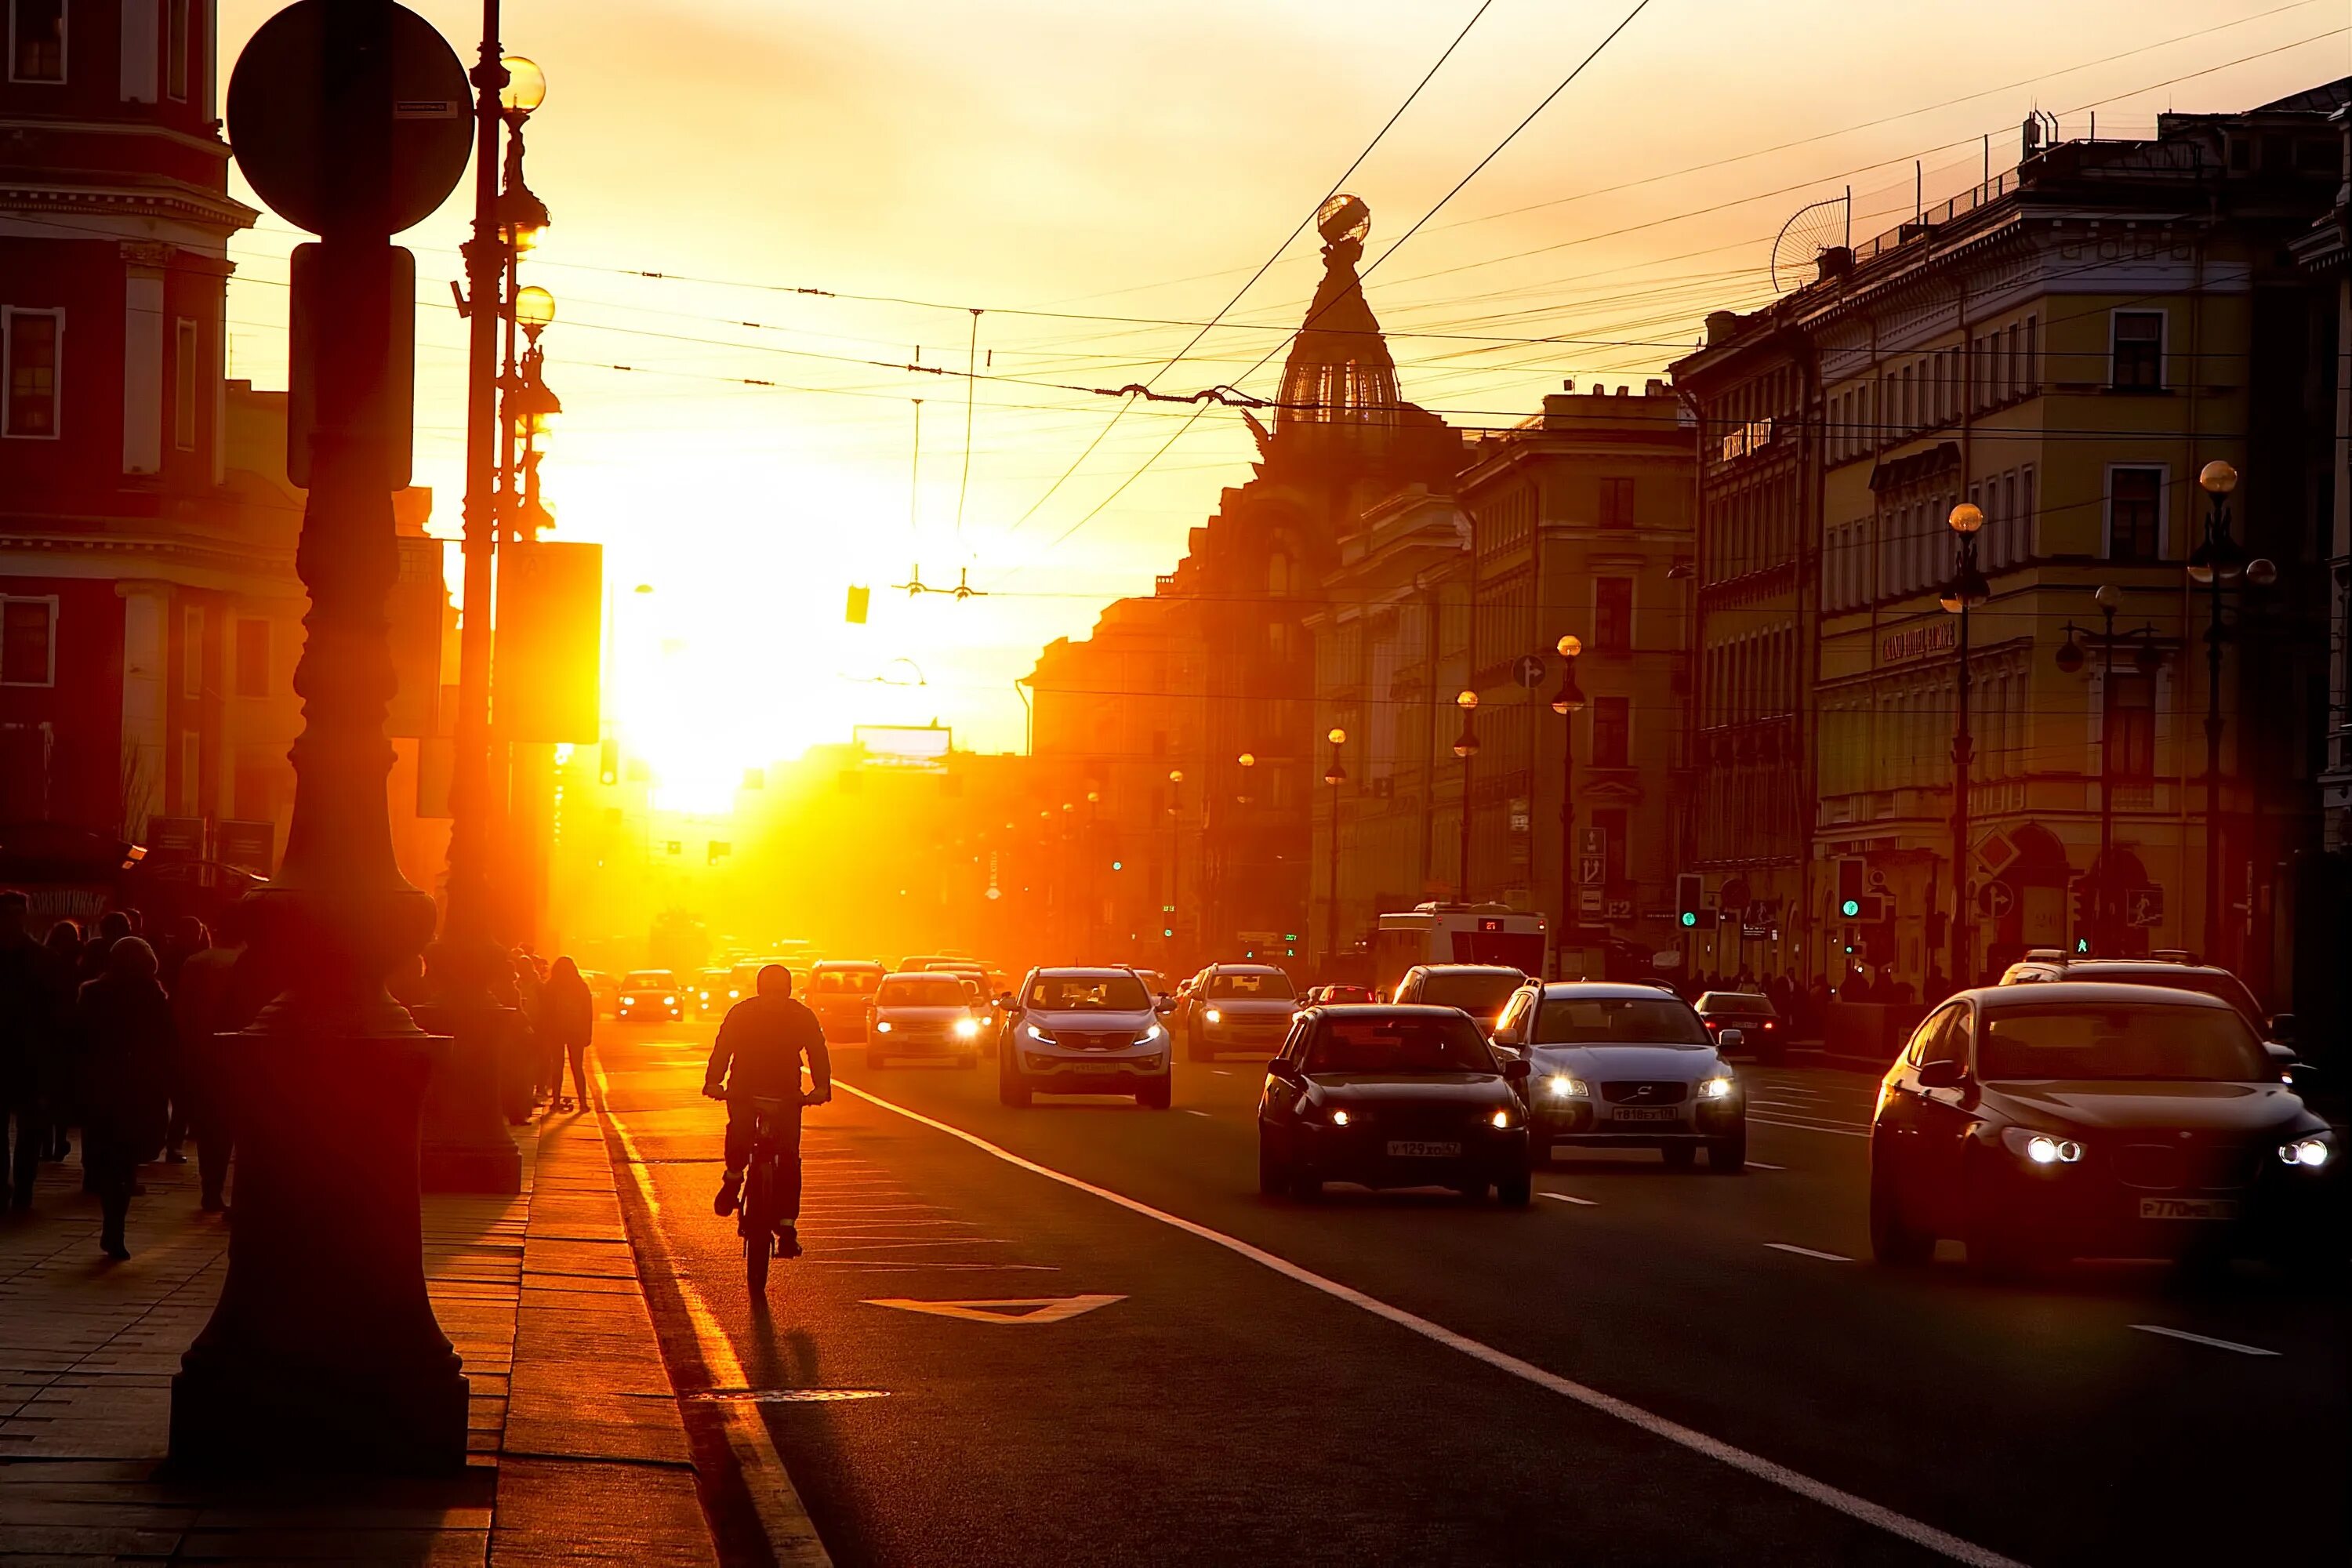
left=996, top=0, right=1500, bottom=543
left=1018, top=0, right=1660, bottom=564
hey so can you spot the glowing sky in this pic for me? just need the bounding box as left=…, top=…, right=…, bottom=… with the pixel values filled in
left=216, top=0, right=2350, bottom=803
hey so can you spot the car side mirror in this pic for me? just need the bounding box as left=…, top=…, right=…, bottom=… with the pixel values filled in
left=996, top=993, right=1013, bottom=1007
left=1718, top=1027, right=1744, bottom=1052
left=2267, top=1014, right=2296, bottom=1045
left=1917, top=1058, right=1966, bottom=1090
left=1501, top=1058, right=1530, bottom=1084
left=1266, top=1058, right=1301, bottom=1083
left=1155, top=993, right=1174, bottom=1012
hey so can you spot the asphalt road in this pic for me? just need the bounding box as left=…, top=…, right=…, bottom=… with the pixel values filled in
left=592, top=1021, right=2347, bottom=1568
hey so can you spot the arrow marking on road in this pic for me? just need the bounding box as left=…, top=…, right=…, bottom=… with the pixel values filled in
left=837, top=1080, right=2026, bottom=1568
left=864, top=1294, right=1126, bottom=1324
left=2129, top=1324, right=2278, bottom=1357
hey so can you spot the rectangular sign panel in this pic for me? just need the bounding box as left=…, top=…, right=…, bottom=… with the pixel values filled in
left=495, top=542, right=604, bottom=744
left=854, top=724, right=952, bottom=772
left=288, top=245, right=416, bottom=489
left=387, top=535, right=444, bottom=739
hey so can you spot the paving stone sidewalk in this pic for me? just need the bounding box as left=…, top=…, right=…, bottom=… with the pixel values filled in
left=0, top=1093, right=719, bottom=1567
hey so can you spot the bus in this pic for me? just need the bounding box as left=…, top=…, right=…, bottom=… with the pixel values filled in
left=1370, top=904, right=1549, bottom=998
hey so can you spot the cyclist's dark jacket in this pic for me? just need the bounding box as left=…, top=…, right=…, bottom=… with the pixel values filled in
left=704, top=993, right=831, bottom=1102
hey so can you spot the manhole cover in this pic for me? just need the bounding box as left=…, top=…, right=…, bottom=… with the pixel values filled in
left=688, top=1388, right=889, bottom=1404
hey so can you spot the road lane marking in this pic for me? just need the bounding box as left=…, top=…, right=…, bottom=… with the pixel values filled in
left=1538, top=1192, right=1599, bottom=1207
left=1181, top=1109, right=1212, bottom=1118
left=1748, top=1115, right=1868, bottom=1139
left=835, top=1080, right=2024, bottom=1568
left=1747, top=1161, right=1787, bottom=1171
left=2130, top=1324, right=2278, bottom=1357
left=1765, top=1243, right=1850, bottom=1262
left=864, top=1294, right=1125, bottom=1325
left=594, top=1061, right=833, bottom=1568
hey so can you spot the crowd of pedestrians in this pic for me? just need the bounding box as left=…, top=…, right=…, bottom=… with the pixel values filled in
left=0, top=887, right=597, bottom=1261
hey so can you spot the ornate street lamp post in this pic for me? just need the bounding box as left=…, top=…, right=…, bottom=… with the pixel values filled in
left=1323, top=728, right=1347, bottom=973
left=1550, top=636, right=1586, bottom=978
left=2187, top=460, right=2274, bottom=962
left=1941, top=503, right=1990, bottom=984
left=1453, top=690, right=1479, bottom=902
left=2056, top=586, right=2162, bottom=953
left=1166, top=768, right=1183, bottom=960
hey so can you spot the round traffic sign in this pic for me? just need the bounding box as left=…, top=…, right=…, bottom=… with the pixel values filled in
left=1512, top=653, right=1546, bottom=688
left=227, top=1, right=470, bottom=236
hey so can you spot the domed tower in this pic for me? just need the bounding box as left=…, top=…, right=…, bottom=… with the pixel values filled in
left=1273, top=194, right=1404, bottom=445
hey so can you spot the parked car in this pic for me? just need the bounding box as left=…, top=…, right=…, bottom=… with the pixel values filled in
left=866, top=971, right=984, bottom=1069
left=806, top=960, right=884, bottom=1041
left=1176, top=964, right=1298, bottom=1061
left=691, top=968, right=739, bottom=1018
left=1390, top=964, right=1528, bottom=1033
left=1868, top=982, right=2336, bottom=1275
left=616, top=969, right=683, bottom=1024
left=1693, top=990, right=1786, bottom=1063
left=1490, top=982, right=1745, bottom=1172
left=1000, top=967, right=1172, bottom=1109
left=1258, top=1004, right=1532, bottom=1204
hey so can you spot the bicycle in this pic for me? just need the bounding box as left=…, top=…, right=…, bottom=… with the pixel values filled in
left=738, top=1092, right=804, bottom=1295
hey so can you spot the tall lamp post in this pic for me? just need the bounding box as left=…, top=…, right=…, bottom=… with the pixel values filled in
left=1166, top=768, right=1183, bottom=960
left=1940, top=503, right=1990, bottom=984
left=1550, top=636, right=1585, bottom=978
left=2056, top=586, right=2162, bottom=953
left=1323, top=728, right=1347, bottom=974
left=1453, top=690, right=1479, bottom=902
left=2187, top=459, right=2274, bottom=963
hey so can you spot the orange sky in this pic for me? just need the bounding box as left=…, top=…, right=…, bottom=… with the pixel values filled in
left=216, top=0, right=2350, bottom=805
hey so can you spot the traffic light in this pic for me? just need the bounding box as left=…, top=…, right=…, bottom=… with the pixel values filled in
left=1675, top=873, right=1702, bottom=929
left=598, top=737, right=619, bottom=786
left=2070, top=877, right=2093, bottom=953
left=1834, top=856, right=1867, bottom=920
left=706, top=840, right=731, bottom=866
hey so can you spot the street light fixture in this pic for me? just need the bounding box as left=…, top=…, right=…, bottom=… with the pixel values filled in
left=1942, top=502, right=1988, bottom=984
left=1453, top=689, right=1479, bottom=902
left=1323, top=728, right=1348, bottom=971
left=1551, top=636, right=1586, bottom=976
left=2188, top=459, right=2271, bottom=960
left=2056, top=585, right=2164, bottom=954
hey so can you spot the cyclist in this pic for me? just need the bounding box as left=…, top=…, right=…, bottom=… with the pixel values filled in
left=703, top=965, right=832, bottom=1256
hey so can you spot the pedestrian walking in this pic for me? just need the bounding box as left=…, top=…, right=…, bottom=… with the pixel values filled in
left=155, top=916, right=209, bottom=1163
left=38, top=921, right=82, bottom=1161
left=74, top=937, right=173, bottom=1260
left=542, top=956, right=594, bottom=1115
left=169, top=901, right=264, bottom=1214
left=1, top=891, right=67, bottom=1209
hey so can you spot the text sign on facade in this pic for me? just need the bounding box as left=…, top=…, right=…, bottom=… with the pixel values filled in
left=1878, top=621, right=1958, bottom=664
left=495, top=542, right=604, bottom=744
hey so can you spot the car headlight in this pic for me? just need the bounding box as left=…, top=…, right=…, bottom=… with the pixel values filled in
left=1134, top=1023, right=1167, bottom=1045
left=875, top=1021, right=894, bottom=1034
left=1490, top=1108, right=1515, bottom=1130
left=953, top=1018, right=980, bottom=1039
left=2004, top=1127, right=2083, bottom=1166
left=1204, top=1007, right=1223, bottom=1024
left=1545, top=1074, right=1589, bottom=1100
left=1025, top=1022, right=1055, bottom=1043
left=2278, top=1137, right=2332, bottom=1169
left=1329, top=1108, right=1352, bottom=1127
left=1699, top=1074, right=1736, bottom=1101
left=663, top=995, right=677, bottom=1006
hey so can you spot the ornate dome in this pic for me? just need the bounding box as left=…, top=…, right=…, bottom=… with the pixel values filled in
left=1275, top=194, right=1403, bottom=436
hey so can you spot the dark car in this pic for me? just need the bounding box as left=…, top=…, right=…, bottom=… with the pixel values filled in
left=1693, top=990, right=1787, bottom=1063
left=1869, top=982, right=2336, bottom=1276
left=1258, top=1005, right=1532, bottom=1205
left=1390, top=964, right=1528, bottom=1033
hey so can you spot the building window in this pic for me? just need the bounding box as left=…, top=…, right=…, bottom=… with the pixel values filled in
left=2111, top=311, right=2164, bottom=390
left=234, top=618, right=269, bottom=699
left=3, top=309, right=62, bottom=437
left=167, top=0, right=189, bottom=99
left=2106, top=468, right=2164, bottom=562
left=182, top=606, right=205, bottom=699
left=173, top=318, right=198, bottom=450
left=1592, top=695, right=1630, bottom=769
left=1598, top=476, right=1635, bottom=528
left=9, top=0, right=64, bottom=82
left=2107, top=673, right=2155, bottom=780
left=1594, top=578, right=1632, bottom=653
left=1, top=597, right=57, bottom=686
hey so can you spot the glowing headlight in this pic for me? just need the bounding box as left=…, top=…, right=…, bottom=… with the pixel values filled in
left=2278, top=1137, right=2331, bottom=1169
left=1204, top=1008, right=1223, bottom=1024
left=2025, top=1134, right=2082, bottom=1165
left=1025, top=1022, right=1054, bottom=1043
left=1329, top=1109, right=1352, bottom=1127
left=1490, top=1109, right=1514, bottom=1130
left=663, top=995, right=677, bottom=1006
left=1545, top=1074, right=1588, bottom=1099
left=1134, top=1024, right=1167, bottom=1045
left=953, top=1017, right=980, bottom=1039
left=1699, top=1075, right=1736, bottom=1101
left=875, top=1021, right=894, bottom=1034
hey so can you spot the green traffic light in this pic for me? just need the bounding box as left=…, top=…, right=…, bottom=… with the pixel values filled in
left=1679, top=912, right=1697, bottom=928
left=1840, top=898, right=1861, bottom=918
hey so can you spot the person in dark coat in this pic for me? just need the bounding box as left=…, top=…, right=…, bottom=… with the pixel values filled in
left=703, top=966, right=831, bottom=1255
left=1, top=891, right=67, bottom=1208
left=76, top=937, right=173, bottom=1260
left=169, top=900, right=267, bottom=1214
left=541, top=957, right=595, bottom=1116
left=155, top=916, right=209, bottom=1163
left=38, top=921, right=82, bottom=1160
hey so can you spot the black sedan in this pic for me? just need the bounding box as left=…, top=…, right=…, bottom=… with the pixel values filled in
left=1870, top=982, right=2337, bottom=1275
left=1258, top=1005, right=1533, bottom=1206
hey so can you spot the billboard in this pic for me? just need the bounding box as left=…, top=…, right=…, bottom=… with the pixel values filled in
left=495, top=541, right=603, bottom=744
left=853, top=724, right=951, bottom=773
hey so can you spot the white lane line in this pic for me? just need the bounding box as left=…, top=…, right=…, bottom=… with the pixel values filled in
left=594, top=1061, right=833, bottom=1568
left=1538, top=1192, right=1599, bottom=1207
left=1211, top=1069, right=1232, bottom=1076
left=1181, top=1109, right=1212, bottom=1118
left=1748, top=1115, right=1869, bottom=1139
left=1746, top=1160, right=1788, bottom=1171
left=1765, top=1243, right=1851, bottom=1262
left=834, top=1080, right=2023, bottom=1568
left=2130, top=1324, right=2279, bottom=1357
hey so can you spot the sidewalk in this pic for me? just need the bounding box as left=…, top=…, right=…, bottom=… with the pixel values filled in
left=0, top=1090, right=719, bottom=1566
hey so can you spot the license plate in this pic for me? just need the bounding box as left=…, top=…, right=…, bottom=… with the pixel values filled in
left=1610, top=1107, right=1679, bottom=1123
left=2139, top=1196, right=2238, bottom=1221
left=1074, top=1062, right=1119, bottom=1075
left=1387, top=1140, right=1461, bottom=1158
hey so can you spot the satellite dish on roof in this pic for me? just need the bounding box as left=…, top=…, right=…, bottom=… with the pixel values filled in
left=1769, top=192, right=1851, bottom=292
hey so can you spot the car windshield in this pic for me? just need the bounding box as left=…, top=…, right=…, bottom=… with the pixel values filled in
left=1414, top=971, right=1524, bottom=1014
left=813, top=968, right=880, bottom=994
left=877, top=976, right=970, bottom=1008
left=1977, top=1004, right=2269, bottom=1082
left=1029, top=975, right=1151, bottom=1011
left=1306, top=1015, right=1496, bottom=1075
left=1535, top=996, right=1711, bottom=1046
left=1698, top=993, right=1774, bottom=1017
left=622, top=971, right=673, bottom=989
left=1208, top=971, right=1294, bottom=1000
